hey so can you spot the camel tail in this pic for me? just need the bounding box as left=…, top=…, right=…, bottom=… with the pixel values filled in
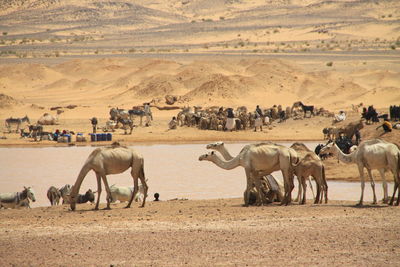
left=397, top=152, right=400, bottom=182
left=322, top=165, right=328, bottom=203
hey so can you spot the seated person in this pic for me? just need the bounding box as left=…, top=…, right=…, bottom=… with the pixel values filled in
left=376, top=119, right=392, bottom=134
left=168, top=116, right=178, bottom=130
left=334, top=111, right=346, bottom=122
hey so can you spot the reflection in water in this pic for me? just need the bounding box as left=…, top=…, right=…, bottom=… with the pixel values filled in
left=0, top=142, right=393, bottom=207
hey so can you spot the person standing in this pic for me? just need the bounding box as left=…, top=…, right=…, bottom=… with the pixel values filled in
left=225, top=108, right=235, bottom=131
left=254, top=105, right=263, bottom=132
left=355, top=128, right=361, bottom=145
left=144, top=103, right=152, bottom=127
left=90, top=117, right=98, bottom=133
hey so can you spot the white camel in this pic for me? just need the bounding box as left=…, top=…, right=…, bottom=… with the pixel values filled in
left=206, top=142, right=285, bottom=204
left=69, top=142, right=148, bottom=211
left=320, top=139, right=400, bottom=205
left=200, top=142, right=298, bottom=206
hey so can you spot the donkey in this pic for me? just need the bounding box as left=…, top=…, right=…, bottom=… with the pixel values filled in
left=299, top=102, right=315, bottom=116
left=0, top=187, right=36, bottom=209
left=116, top=117, right=134, bottom=134
left=59, top=184, right=72, bottom=204
left=47, top=186, right=61, bottom=206
left=5, top=115, right=30, bottom=133
left=76, top=189, right=96, bottom=204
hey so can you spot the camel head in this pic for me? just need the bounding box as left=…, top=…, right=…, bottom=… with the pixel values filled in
left=319, top=141, right=335, bottom=155
left=198, top=151, right=216, bottom=161
left=206, top=141, right=224, bottom=150
left=70, top=195, right=76, bottom=211
left=349, top=145, right=358, bottom=153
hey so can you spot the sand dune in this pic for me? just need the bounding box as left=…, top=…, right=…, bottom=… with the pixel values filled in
left=0, top=57, right=399, bottom=113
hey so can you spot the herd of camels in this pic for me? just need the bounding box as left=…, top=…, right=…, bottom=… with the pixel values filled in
left=68, top=138, right=400, bottom=211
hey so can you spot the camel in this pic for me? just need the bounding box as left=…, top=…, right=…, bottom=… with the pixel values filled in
left=69, top=142, right=148, bottom=211
left=290, top=143, right=328, bottom=204
left=206, top=141, right=284, bottom=203
left=200, top=142, right=298, bottom=206
left=320, top=139, right=400, bottom=205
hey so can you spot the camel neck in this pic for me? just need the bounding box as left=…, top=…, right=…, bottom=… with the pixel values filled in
left=209, top=154, right=240, bottom=170
left=334, top=145, right=355, bottom=164
left=217, top=146, right=234, bottom=161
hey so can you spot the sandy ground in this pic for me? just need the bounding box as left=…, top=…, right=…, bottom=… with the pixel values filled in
left=1, top=199, right=400, bottom=266
left=1, top=1, right=400, bottom=266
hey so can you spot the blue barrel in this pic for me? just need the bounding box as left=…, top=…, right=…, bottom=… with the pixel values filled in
left=102, top=133, right=107, bottom=141
left=65, top=134, right=71, bottom=143
left=96, top=133, right=102, bottom=141
left=90, top=133, right=96, bottom=142
left=107, top=133, right=112, bottom=141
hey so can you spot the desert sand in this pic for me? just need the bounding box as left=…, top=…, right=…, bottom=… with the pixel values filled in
left=1, top=0, right=400, bottom=266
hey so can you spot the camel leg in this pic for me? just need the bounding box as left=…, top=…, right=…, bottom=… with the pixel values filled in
left=139, top=177, right=148, bottom=208
left=100, top=175, right=112, bottom=210
left=126, top=162, right=143, bottom=208
left=94, top=173, right=102, bottom=210
left=390, top=182, right=398, bottom=205
left=300, top=176, right=307, bottom=205
left=294, top=176, right=301, bottom=203
left=126, top=177, right=139, bottom=208
left=308, top=177, right=316, bottom=202
left=357, top=166, right=365, bottom=206
left=243, top=169, right=253, bottom=207
left=253, top=174, right=264, bottom=206
left=397, top=182, right=400, bottom=206
left=281, top=169, right=294, bottom=205
left=378, top=169, right=388, bottom=204
left=366, top=169, right=377, bottom=204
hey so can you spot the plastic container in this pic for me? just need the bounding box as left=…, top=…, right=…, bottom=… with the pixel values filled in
left=101, top=133, right=107, bottom=141
left=65, top=134, right=71, bottom=143
left=106, top=133, right=112, bottom=141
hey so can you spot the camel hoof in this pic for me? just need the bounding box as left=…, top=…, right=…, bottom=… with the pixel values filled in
left=355, top=202, right=363, bottom=207
left=103, top=207, right=111, bottom=210
left=124, top=205, right=131, bottom=209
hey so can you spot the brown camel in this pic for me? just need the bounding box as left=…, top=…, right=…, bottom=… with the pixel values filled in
left=290, top=143, right=328, bottom=204
left=69, top=142, right=148, bottom=211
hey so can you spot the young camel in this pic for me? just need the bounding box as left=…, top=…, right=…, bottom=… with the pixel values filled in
left=199, top=142, right=298, bottom=206
left=69, top=142, right=148, bottom=211
left=290, top=142, right=328, bottom=204
left=293, top=153, right=328, bottom=204
left=320, top=139, right=400, bottom=205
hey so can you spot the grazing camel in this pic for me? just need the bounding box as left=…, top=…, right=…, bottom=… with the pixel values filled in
left=290, top=143, right=328, bottom=204
left=320, top=139, right=400, bottom=205
left=69, top=142, right=148, bottom=211
left=200, top=142, right=298, bottom=206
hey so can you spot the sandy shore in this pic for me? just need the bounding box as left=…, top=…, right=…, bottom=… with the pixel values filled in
left=1, top=198, right=399, bottom=266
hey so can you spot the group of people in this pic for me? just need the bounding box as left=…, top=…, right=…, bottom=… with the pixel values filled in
left=361, top=105, right=379, bottom=124
left=389, top=105, right=400, bottom=121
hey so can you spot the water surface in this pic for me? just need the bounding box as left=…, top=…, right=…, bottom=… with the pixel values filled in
left=0, top=142, right=393, bottom=207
